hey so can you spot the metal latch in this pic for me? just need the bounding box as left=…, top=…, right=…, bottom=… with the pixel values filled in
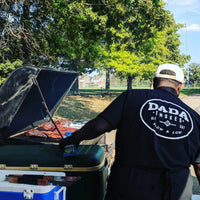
left=30, top=164, right=38, bottom=170
left=23, top=189, right=34, bottom=199
left=64, top=164, right=73, bottom=170
left=0, top=164, right=6, bottom=169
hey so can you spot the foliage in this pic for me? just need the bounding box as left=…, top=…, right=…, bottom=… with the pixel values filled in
left=0, top=0, right=191, bottom=87
left=103, top=44, right=142, bottom=78
left=0, top=0, right=108, bottom=71
left=0, top=0, right=51, bottom=63
left=188, top=63, right=200, bottom=86
left=44, top=1, right=107, bottom=71
left=101, top=10, right=190, bottom=85
left=0, top=59, right=23, bottom=84
left=102, top=0, right=169, bottom=46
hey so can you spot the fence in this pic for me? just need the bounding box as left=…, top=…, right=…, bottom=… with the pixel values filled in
left=79, top=72, right=152, bottom=90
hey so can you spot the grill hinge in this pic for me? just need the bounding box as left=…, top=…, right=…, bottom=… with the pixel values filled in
left=0, top=164, right=6, bottom=169
left=64, top=165, right=73, bottom=170
left=30, top=164, right=38, bottom=170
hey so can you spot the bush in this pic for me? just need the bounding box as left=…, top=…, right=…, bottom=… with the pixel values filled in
left=0, top=60, right=23, bottom=84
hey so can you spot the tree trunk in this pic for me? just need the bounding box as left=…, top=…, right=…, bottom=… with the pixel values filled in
left=105, top=69, right=110, bottom=94
left=22, top=39, right=30, bottom=64
left=21, top=3, right=31, bottom=64
left=71, top=59, right=79, bottom=94
left=127, top=75, right=133, bottom=90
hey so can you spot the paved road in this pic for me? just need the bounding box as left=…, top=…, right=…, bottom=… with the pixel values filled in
left=181, top=94, right=200, bottom=195
left=181, top=94, right=200, bottom=115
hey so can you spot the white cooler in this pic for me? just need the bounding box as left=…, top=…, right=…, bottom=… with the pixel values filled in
left=0, top=170, right=66, bottom=200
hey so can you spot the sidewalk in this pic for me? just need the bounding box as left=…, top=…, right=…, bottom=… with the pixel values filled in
left=181, top=94, right=200, bottom=195
left=193, top=195, right=200, bottom=200
left=181, top=94, right=200, bottom=115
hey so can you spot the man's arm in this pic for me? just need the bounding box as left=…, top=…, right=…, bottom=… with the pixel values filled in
left=59, top=91, right=127, bottom=150
left=59, top=116, right=113, bottom=150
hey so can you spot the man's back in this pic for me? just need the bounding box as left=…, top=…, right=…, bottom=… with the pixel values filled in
left=100, top=88, right=200, bottom=200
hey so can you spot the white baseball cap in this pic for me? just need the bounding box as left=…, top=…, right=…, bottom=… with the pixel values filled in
left=155, top=63, right=184, bottom=83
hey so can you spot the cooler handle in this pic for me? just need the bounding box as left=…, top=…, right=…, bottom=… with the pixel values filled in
left=54, top=187, right=66, bottom=200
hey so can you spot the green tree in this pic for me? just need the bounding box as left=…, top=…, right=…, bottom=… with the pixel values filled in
left=0, top=0, right=190, bottom=90
left=97, top=0, right=171, bottom=91
left=45, top=1, right=107, bottom=69
left=0, top=1, right=107, bottom=69
left=102, top=44, right=142, bottom=90
left=0, top=0, right=50, bottom=64
left=188, top=63, right=200, bottom=87
left=102, top=8, right=190, bottom=90
left=140, top=15, right=190, bottom=80
left=0, top=60, right=23, bottom=84
left=0, top=0, right=107, bottom=85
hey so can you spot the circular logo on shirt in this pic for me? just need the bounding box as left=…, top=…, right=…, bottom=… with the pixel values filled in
left=140, top=99, right=193, bottom=140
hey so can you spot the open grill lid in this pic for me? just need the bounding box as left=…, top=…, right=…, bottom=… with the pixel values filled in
left=0, top=66, right=78, bottom=140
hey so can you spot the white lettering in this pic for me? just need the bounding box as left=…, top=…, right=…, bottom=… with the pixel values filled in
left=140, top=99, right=193, bottom=140
left=158, top=106, right=168, bottom=113
left=180, top=125, right=185, bottom=129
left=151, top=116, right=156, bottom=120
left=169, top=108, right=179, bottom=115
left=148, top=102, right=158, bottom=111
left=148, top=102, right=189, bottom=121
left=179, top=111, right=189, bottom=122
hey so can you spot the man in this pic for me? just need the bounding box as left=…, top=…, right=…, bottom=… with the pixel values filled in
left=60, top=63, right=200, bottom=200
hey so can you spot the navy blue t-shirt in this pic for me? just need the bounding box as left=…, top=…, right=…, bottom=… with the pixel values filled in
left=99, top=88, right=200, bottom=170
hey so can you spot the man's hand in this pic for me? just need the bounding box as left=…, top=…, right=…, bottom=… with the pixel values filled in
left=59, top=136, right=73, bottom=151
left=59, top=131, right=79, bottom=151
left=59, top=117, right=113, bottom=151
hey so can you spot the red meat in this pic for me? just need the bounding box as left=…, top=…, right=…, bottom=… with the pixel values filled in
left=25, top=129, right=48, bottom=138
left=38, top=122, right=55, bottom=131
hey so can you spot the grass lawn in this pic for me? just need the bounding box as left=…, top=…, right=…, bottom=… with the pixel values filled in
left=55, top=88, right=200, bottom=122
left=180, top=88, right=200, bottom=96
left=55, top=94, right=117, bottom=121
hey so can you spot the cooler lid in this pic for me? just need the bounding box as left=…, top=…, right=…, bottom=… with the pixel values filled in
left=0, top=66, right=78, bottom=139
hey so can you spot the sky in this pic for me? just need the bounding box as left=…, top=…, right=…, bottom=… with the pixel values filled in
left=164, top=0, right=200, bottom=64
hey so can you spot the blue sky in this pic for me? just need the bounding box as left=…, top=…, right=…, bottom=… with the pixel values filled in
left=164, top=0, right=200, bottom=64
